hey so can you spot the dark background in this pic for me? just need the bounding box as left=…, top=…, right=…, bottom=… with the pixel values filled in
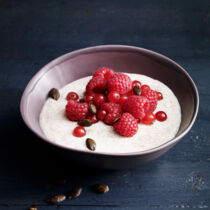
left=0, top=0, right=210, bottom=209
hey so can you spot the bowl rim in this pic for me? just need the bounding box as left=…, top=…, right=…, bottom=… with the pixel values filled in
left=20, top=45, right=199, bottom=157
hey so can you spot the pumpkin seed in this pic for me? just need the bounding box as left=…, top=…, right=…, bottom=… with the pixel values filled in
left=92, top=184, right=109, bottom=193
left=89, top=101, right=97, bottom=114
left=78, top=119, right=93, bottom=127
left=29, top=205, right=38, bottom=210
left=133, top=86, right=141, bottom=96
left=113, top=116, right=121, bottom=123
left=47, top=194, right=66, bottom=204
left=48, top=88, right=60, bottom=100
left=68, top=187, right=82, bottom=199
left=86, top=138, right=96, bottom=151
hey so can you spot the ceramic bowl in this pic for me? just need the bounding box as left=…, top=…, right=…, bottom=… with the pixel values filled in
left=20, top=45, right=199, bottom=169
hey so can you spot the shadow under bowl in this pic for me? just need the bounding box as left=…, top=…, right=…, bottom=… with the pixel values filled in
left=20, top=45, right=199, bottom=169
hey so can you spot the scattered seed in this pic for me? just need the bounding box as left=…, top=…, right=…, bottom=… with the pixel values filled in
left=78, top=119, right=93, bottom=127
left=86, top=138, right=96, bottom=151
left=47, top=194, right=66, bottom=204
left=48, top=88, right=60, bottom=100
left=79, top=98, right=85, bottom=103
left=113, top=116, right=121, bottom=123
left=92, top=184, right=109, bottom=193
left=68, top=187, right=82, bottom=199
left=133, top=86, right=141, bottom=96
left=29, top=205, right=38, bottom=210
left=89, top=101, right=97, bottom=114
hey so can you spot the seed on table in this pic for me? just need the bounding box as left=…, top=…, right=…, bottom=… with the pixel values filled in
left=92, top=184, right=109, bottom=193
left=48, top=88, right=60, bottom=100
left=86, top=138, right=96, bottom=151
left=78, top=119, right=93, bottom=127
left=89, top=101, right=97, bottom=114
left=133, top=85, right=141, bottom=96
left=47, top=194, right=66, bottom=204
left=29, top=205, right=38, bottom=210
left=68, top=187, right=82, bottom=199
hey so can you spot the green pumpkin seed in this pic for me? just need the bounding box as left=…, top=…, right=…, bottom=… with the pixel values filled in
left=29, top=205, right=38, bottom=210
left=92, top=184, right=109, bottom=193
left=133, top=86, right=141, bottom=96
left=47, top=194, right=66, bottom=204
left=48, top=88, right=60, bottom=100
left=68, top=187, right=82, bottom=199
left=78, top=119, right=93, bottom=127
left=86, top=138, right=96, bottom=151
left=113, top=116, right=121, bottom=123
left=89, top=101, right=97, bottom=114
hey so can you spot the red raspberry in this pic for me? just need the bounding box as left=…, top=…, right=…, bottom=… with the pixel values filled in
left=141, top=89, right=158, bottom=112
left=114, top=113, right=138, bottom=137
left=86, top=77, right=107, bottom=95
left=107, top=73, right=132, bottom=94
left=93, top=67, right=114, bottom=79
left=98, top=102, right=122, bottom=125
left=123, top=95, right=150, bottom=120
left=65, top=100, right=89, bottom=121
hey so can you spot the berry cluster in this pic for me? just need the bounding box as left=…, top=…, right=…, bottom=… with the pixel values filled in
left=65, top=67, right=167, bottom=138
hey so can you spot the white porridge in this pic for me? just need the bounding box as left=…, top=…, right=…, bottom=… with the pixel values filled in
left=40, top=73, right=181, bottom=153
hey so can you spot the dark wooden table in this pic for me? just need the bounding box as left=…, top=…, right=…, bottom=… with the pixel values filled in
left=0, top=0, right=209, bottom=209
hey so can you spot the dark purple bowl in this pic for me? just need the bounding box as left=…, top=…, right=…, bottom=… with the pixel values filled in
left=20, top=45, right=199, bottom=169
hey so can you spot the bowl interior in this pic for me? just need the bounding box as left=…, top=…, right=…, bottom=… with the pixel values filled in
left=21, top=46, right=198, bottom=152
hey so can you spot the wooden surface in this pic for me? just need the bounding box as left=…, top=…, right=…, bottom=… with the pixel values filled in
left=0, top=0, right=209, bottom=209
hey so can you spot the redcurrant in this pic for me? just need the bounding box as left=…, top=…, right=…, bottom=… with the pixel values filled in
left=156, top=111, right=167, bottom=121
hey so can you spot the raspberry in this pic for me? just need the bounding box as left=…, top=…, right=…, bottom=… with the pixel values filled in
left=98, top=102, right=122, bottom=125
left=86, top=77, right=107, bottom=95
left=107, top=73, right=132, bottom=94
left=65, top=100, right=89, bottom=121
left=93, top=67, right=114, bottom=79
left=114, top=113, right=138, bottom=137
left=141, top=89, right=158, bottom=112
left=123, top=95, right=150, bottom=120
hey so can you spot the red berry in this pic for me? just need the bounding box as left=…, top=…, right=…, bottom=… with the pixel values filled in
left=156, top=111, right=167, bottom=121
left=93, top=94, right=106, bottom=107
left=156, top=91, right=163, bottom=100
left=87, top=114, right=98, bottom=123
left=114, top=113, right=138, bottom=137
left=118, top=94, right=128, bottom=105
left=93, top=67, right=114, bottom=79
left=123, top=95, right=150, bottom=120
left=141, top=85, right=150, bottom=91
left=73, top=126, right=86, bottom=137
left=65, top=100, right=89, bottom=121
left=66, top=92, right=79, bottom=101
left=141, top=89, right=158, bottom=112
left=108, top=91, right=120, bottom=103
left=132, top=80, right=141, bottom=89
left=107, top=73, right=132, bottom=94
left=97, top=109, right=107, bottom=121
left=98, top=102, right=122, bottom=125
left=86, top=77, right=107, bottom=95
left=85, top=95, right=95, bottom=103
left=141, top=112, right=156, bottom=125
